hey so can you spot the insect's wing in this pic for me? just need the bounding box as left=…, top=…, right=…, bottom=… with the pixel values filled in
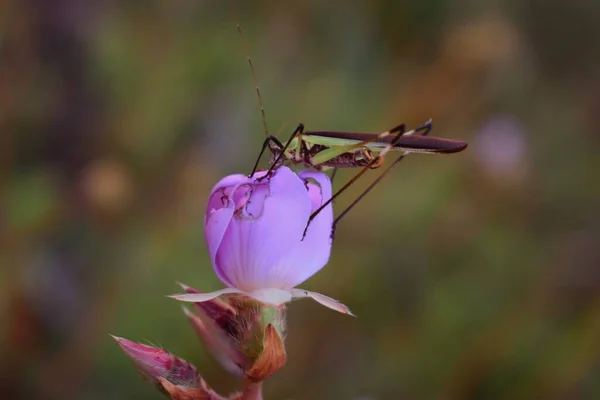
left=390, top=135, right=468, bottom=154
left=306, top=131, right=467, bottom=154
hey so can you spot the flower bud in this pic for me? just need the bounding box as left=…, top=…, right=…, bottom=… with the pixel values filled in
left=170, top=167, right=353, bottom=315
left=180, top=284, right=287, bottom=382
left=205, top=167, right=333, bottom=298
left=112, top=336, right=199, bottom=390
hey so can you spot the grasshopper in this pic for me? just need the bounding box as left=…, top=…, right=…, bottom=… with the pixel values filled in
left=233, top=22, right=467, bottom=236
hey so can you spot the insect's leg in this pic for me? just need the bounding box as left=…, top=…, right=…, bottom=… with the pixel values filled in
left=331, top=153, right=407, bottom=239
left=330, top=168, right=339, bottom=185
left=256, top=123, right=304, bottom=181
left=412, top=119, right=433, bottom=137
left=330, top=120, right=433, bottom=237
left=302, top=124, right=408, bottom=239
left=249, top=135, right=285, bottom=177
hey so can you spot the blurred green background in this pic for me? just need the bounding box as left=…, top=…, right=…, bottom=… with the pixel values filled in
left=2, top=0, right=600, bottom=399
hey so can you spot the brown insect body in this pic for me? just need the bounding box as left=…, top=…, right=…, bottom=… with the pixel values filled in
left=269, top=142, right=375, bottom=171
left=304, top=144, right=376, bottom=170
left=267, top=128, right=467, bottom=172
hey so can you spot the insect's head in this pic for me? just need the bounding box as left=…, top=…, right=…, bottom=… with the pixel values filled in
left=268, top=143, right=284, bottom=168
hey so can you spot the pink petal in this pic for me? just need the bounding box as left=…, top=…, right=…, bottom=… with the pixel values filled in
left=274, top=170, right=333, bottom=286
left=204, top=208, right=236, bottom=287
left=246, top=288, right=293, bottom=305
left=291, top=288, right=354, bottom=315
left=214, top=167, right=313, bottom=291
left=168, top=288, right=242, bottom=303
left=301, top=172, right=328, bottom=213
left=205, top=171, right=269, bottom=287
left=205, top=173, right=247, bottom=216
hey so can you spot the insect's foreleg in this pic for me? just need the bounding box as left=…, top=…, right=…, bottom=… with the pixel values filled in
left=302, top=124, right=408, bottom=239
left=257, top=123, right=304, bottom=181
left=249, top=135, right=285, bottom=177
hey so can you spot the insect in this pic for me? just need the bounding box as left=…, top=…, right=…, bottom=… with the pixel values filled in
left=232, top=21, right=467, bottom=236
left=250, top=120, right=467, bottom=176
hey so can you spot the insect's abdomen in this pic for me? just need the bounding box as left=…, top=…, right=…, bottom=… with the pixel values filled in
left=307, top=145, right=372, bottom=169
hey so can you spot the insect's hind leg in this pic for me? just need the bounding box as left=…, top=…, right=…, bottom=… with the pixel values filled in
left=330, top=120, right=434, bottom=238
left=330, top=153, right=406, bottom=240
left=302, top=123, right=409, bottom=239
left=411, top=119, right=433, bottom=137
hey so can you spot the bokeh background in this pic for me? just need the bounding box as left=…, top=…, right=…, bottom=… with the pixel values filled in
left=2, top=1, right=600, bottom=399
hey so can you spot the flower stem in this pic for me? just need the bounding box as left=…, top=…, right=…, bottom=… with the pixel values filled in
left=240, top=379, right=263, bottom=400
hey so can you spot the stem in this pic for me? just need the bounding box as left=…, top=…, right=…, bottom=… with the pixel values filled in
left=240, top=379, right=263, bottom=400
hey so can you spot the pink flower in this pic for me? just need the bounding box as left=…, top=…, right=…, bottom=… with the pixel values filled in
left=171, top=166, right=351, bottom=315
left=180, top=284, right=288, bottom=382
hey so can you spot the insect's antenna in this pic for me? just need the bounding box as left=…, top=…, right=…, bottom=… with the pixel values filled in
left=234, top=19, right=269, bottom=137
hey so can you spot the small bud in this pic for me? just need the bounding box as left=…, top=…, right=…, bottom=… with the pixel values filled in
left=179, top=285, right=287, bottom=382
left=111, top=336, right=200, bottom=390
left=183, top=306, right=245, bottom=376
left=180, top=284, right=247, bottom=375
